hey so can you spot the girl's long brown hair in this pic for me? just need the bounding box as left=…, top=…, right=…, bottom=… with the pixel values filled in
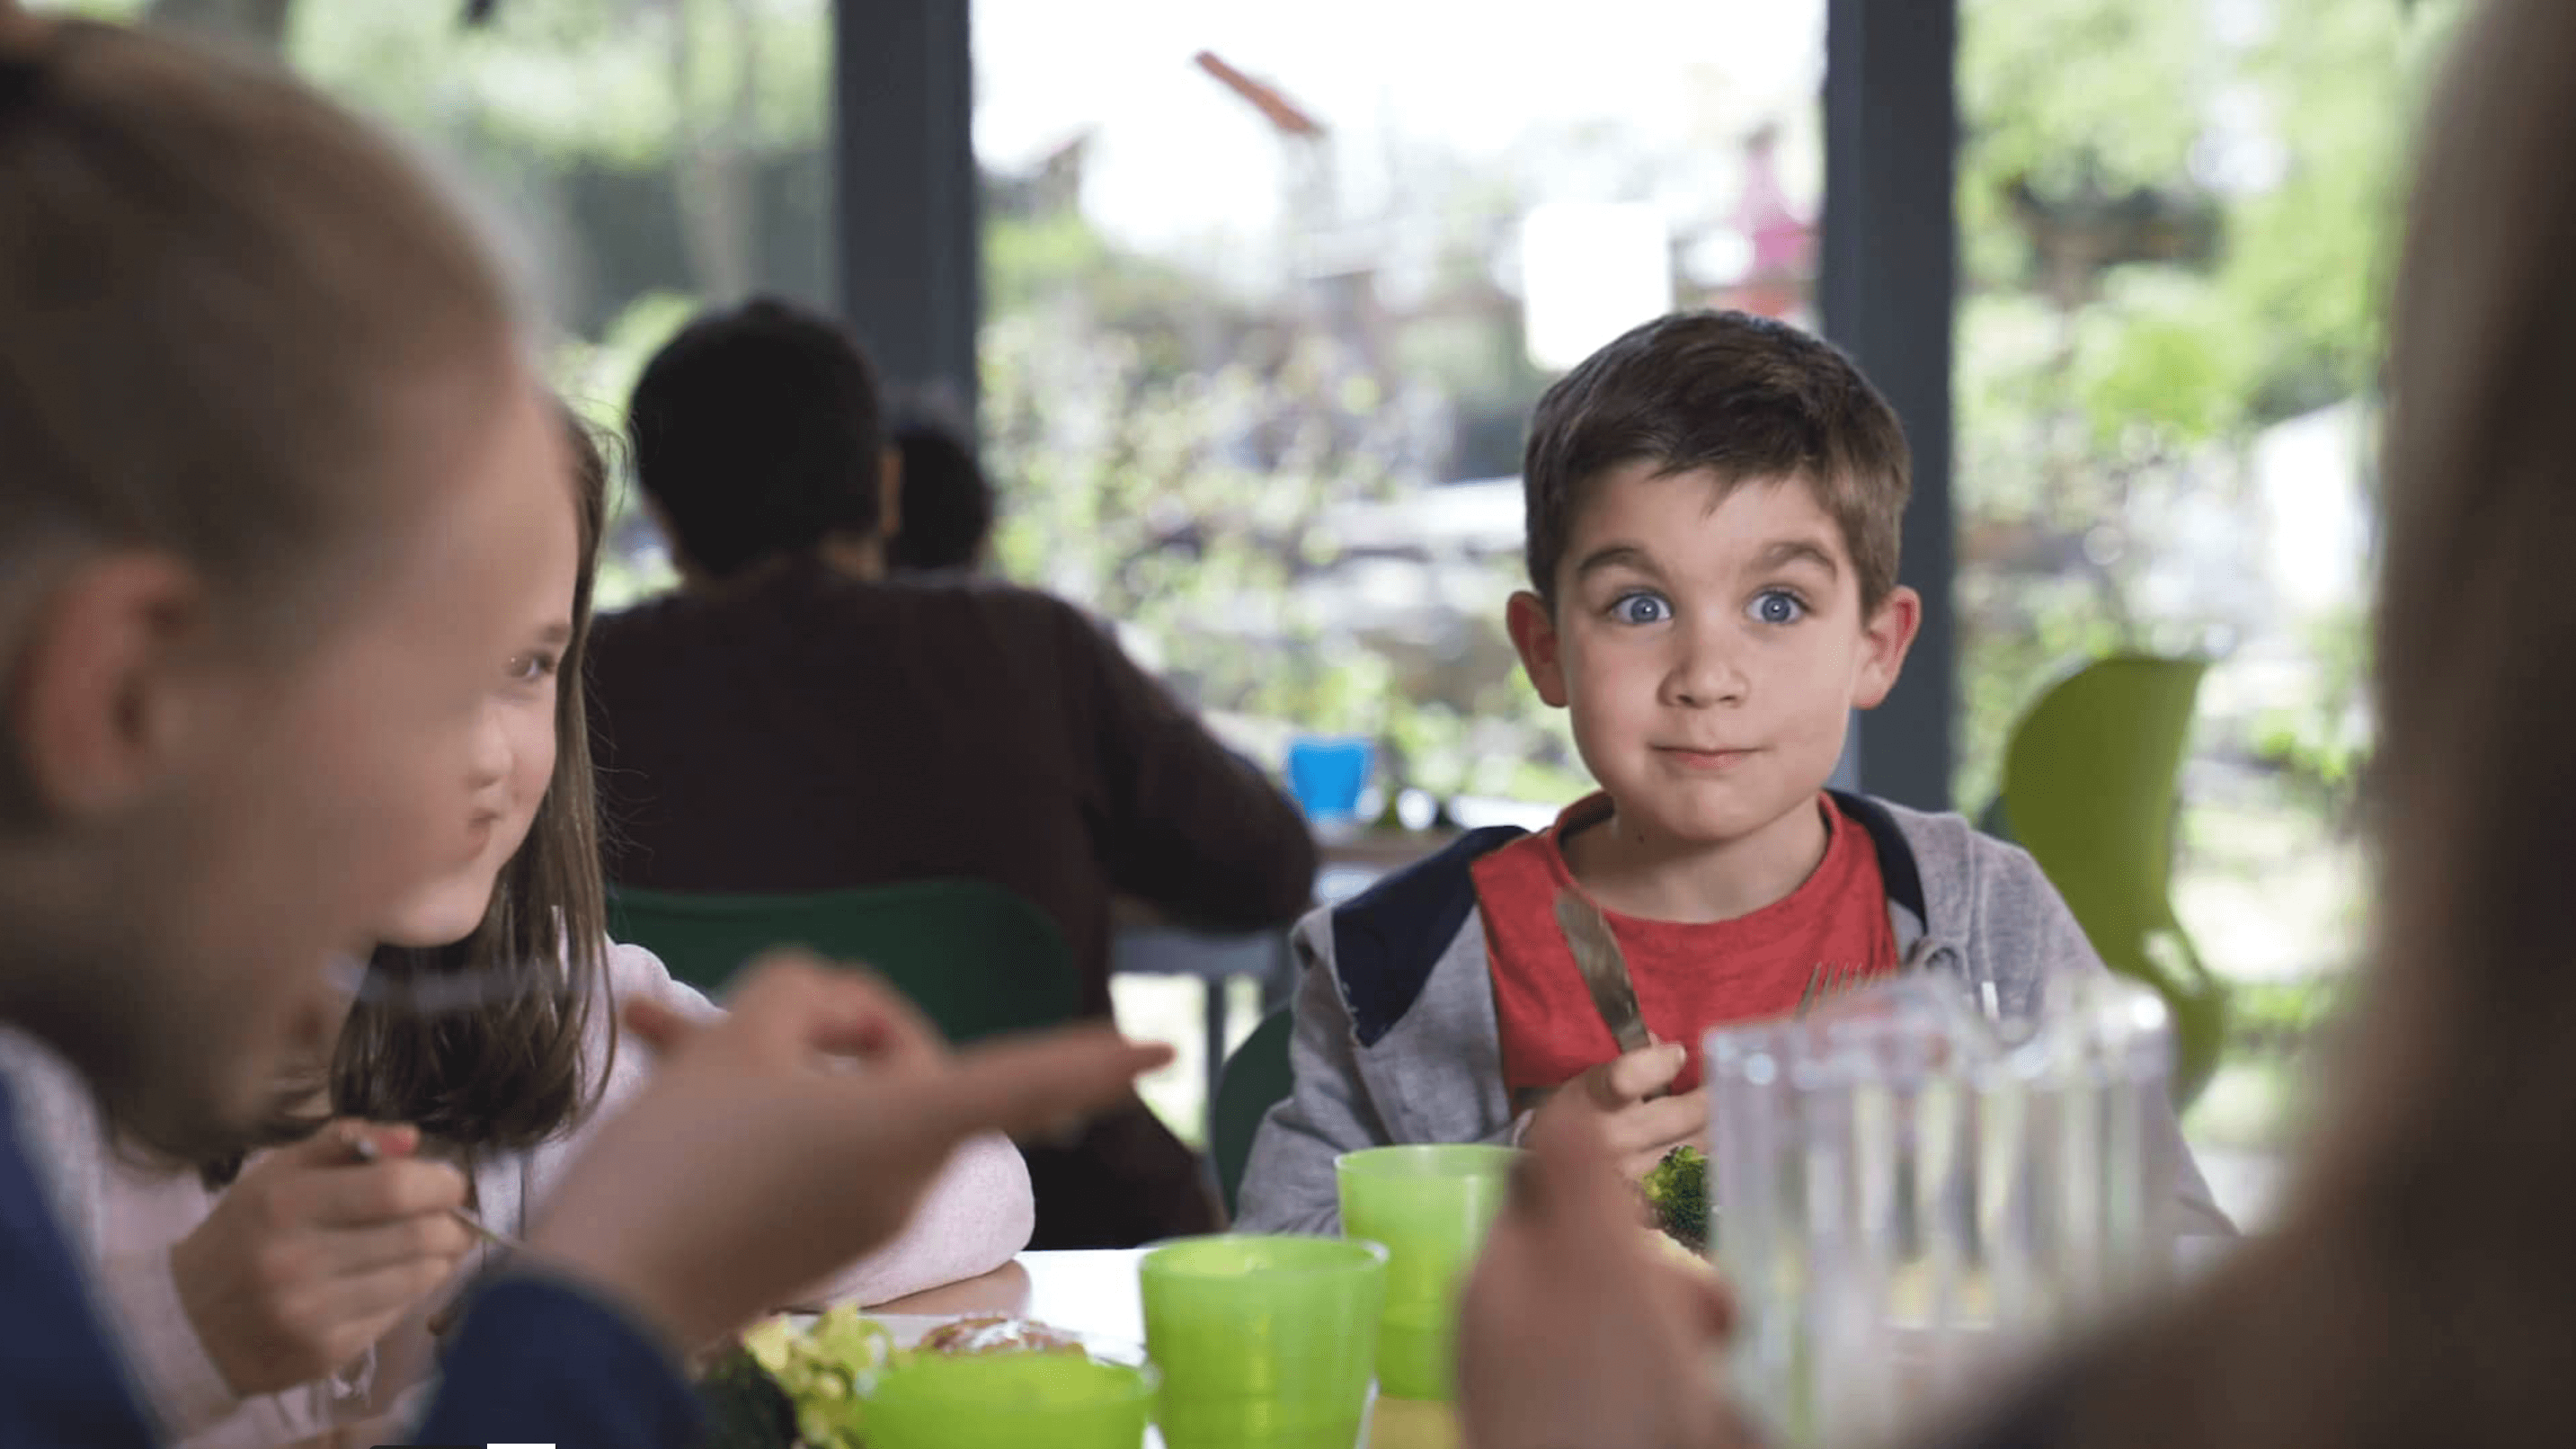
left=2004, top=2, right=2576, bottom=1445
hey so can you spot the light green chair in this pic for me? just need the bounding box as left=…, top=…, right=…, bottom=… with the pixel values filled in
left=1211, top=1006, right=1294, bottom=1218
left=1991, top=653, right=2232, bottom=1107
left=607, top=879, right=1082, bottom=1046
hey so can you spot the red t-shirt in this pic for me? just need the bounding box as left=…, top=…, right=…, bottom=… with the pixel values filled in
left=1472, top=792, right=1896, bottom=1097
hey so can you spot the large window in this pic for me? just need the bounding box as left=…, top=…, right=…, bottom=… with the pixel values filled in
left=973, top=0, right=1827, bottom=813
left=1953, top=0, right=2456, bottom=1163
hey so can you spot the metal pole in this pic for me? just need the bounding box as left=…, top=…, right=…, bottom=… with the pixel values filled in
left=1821, top=0, right=1960, bottom=811
left=832, top=0, right=982, bottom=426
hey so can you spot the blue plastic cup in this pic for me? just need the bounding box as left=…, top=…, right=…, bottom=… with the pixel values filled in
left=1286, top=736, right=1375, bottom=825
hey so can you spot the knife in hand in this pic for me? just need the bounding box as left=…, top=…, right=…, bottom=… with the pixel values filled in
left=1553, top=887, right=1655, bottom=1056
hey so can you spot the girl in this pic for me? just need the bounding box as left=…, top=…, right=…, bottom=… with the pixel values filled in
left=9, top=413, right=1035, bottom=1447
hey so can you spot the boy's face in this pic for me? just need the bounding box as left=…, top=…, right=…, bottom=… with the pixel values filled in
left=1507, top=462, right=1920, bottom=852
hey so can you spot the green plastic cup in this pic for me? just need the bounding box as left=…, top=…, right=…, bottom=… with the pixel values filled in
left=857, top=1350, right=1155, bottom=1449
left=1335, top=1142, right=1520, bottom=1401
left=1140, top=1233, right=1388, bottom=1449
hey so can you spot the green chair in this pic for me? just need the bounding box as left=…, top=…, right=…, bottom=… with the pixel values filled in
left=607, top=879, right=1082, bottom=1046
left=1211, top=1006, right=1294, bottom=1218
left=1993, top=653, right=2232, bottom=1107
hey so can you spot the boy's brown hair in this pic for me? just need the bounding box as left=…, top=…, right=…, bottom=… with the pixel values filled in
left=1520, top=310, right=1910, bottom=614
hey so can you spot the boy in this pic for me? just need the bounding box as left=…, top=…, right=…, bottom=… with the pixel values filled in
left=1235, top=310, right=2228, bottom=1238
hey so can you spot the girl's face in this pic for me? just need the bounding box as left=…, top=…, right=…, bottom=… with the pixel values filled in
left=375, top=473, right=578, bottom=948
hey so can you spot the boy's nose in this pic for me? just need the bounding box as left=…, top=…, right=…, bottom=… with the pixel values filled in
left=1662, top=623, right=1748, bottom=707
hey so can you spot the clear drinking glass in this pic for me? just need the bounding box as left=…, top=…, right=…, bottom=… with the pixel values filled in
left=1706, top=970, right=2174, bottom=1446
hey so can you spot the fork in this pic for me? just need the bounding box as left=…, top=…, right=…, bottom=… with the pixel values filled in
left=345, top=1133, right=542, bottom=1340
left=1796, top=961, right=1869, bottom=1017
left=344, top=1133, right=534, bottom=1257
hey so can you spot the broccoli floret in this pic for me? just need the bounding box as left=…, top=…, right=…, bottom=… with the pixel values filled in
left=696, top=1345, right=798, bottom=1449
left=1643, top=1144, right=1710, bottom=1253
left=736, top=1307, right=891, bottom=1449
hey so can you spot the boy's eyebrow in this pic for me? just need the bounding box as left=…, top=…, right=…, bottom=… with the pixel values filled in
left=1570, top=544, right=1662, bottom=583
left=1756, top=538, right=1842, bottom=576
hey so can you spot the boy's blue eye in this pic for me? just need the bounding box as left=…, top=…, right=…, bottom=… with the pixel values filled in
left=1611, top=592, right=1671, bottom=626
left=1749, top=590, right=1806, bottom=626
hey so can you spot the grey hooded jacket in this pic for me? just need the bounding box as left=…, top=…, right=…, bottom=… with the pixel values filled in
left=1234, top=793, right=2233, bottom=1240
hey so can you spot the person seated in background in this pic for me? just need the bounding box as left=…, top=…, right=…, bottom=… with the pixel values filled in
left=3, top=409, right=1032, bottom=1448
left=887, top=407, right=996, bottom=575
left=1457, top=4, right=2576, bottom=1445
left=1235, top=308, right=2226, bottom=1240
left=587, top=298, right=1319, bottom=1247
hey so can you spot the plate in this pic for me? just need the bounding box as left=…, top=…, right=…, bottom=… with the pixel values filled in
left=782, top=1310, right=1144, bottom=1364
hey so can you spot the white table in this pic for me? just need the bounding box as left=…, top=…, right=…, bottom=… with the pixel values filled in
left=875, top=1248, right=1149, bottom=1341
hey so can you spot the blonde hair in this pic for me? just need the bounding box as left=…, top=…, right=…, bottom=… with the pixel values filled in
left=0, top=17, right=513, bottom=608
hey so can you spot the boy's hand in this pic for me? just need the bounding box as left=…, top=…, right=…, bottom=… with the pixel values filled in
left=1460, top=1107, right=1746, bottom=1449
left=1530, top=1041, right=1709, bottom=1181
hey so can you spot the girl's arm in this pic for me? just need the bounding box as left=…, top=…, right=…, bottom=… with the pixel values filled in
left=793, top=1129, right=1032, bottom=1306
left=520, top=942, right=1035, bottom=1307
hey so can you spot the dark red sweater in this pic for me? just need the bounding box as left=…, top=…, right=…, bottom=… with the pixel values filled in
left=585, top=560, right=1319, bottom=1018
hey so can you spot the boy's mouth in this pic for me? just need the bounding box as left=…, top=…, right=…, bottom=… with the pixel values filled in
left=1654, top=745, right=1755, bottom=770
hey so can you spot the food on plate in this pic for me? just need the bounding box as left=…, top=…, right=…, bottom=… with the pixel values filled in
left=701, top=1307, right=1095, bottom=1448
left=914, top=1314, right=1084, bottom=1356
left=734, top=1305, right=896, bottom=1449
left=697, top=1342, right=799, bottom=1449
left=1641, top=1143, right=1710, bottom=1252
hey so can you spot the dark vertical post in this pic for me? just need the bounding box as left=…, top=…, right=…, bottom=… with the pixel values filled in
left=1821, top=0, right=1959, bottom=811
left=833, top=0, right=982, bottom=424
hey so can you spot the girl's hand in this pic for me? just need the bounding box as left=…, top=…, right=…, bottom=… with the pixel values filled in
left=169, top=1121, right=474, bottom=1395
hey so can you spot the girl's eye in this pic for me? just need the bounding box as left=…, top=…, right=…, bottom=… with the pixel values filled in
left=1610, top=592, right=1671, bottom=626
left=508, top=651, right=560, bottom=684
left=1749, top=590, right=1807, bottom=626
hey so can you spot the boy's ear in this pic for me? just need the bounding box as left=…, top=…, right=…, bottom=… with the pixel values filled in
left=877, top=445, right=903, bottom=543
left=643, top=496, right=712, bottom=588
left=9, top=553, right=209, bottom=821
left=1506, top=590, right=1571, bottom=708
left=1851, top=584, right=1923, bottom=709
